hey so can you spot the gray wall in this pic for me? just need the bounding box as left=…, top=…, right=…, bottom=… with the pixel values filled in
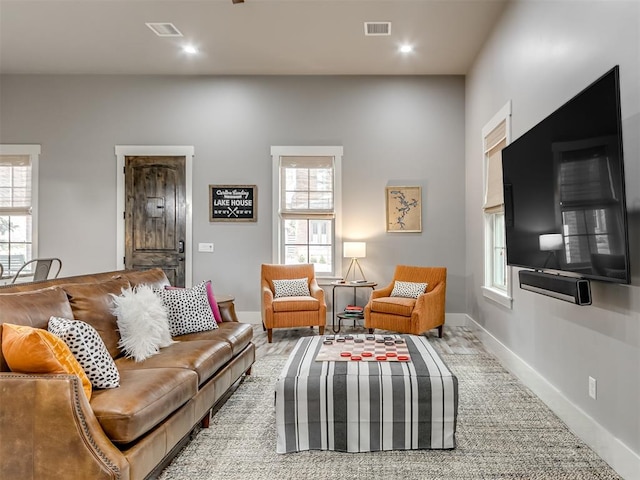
left=466, top=0, right=640, bottom=458
left=0, top=75, right=466, bottom=314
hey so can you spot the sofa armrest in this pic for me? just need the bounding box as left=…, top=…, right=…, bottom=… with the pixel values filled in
left=412, top=281, right=446, bottom=321
left=0, top=373, right=130, bottom=480
left=371, top=282, right=394, bottom=300
left=309, top=278, right=325, bottom=304
left=261, top=282, right=274, bottom=327
left=262, top=284, right=274, bottom=308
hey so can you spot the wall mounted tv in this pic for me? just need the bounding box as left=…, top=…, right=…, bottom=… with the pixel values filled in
left=502, top=66, right=631, bottom=284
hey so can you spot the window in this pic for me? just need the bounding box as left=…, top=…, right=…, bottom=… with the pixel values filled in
left=481, top=104, right=512, bottom=308
left=0, top=145, right=40, bottom=278
left=271, top=146, right=343, bottom=277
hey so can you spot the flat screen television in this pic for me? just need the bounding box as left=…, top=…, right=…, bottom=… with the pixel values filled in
left=502, top=66, right=631, bottom=284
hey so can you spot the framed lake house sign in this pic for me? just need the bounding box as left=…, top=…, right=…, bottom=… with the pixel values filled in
left=209, top=185, right=257, bottom=222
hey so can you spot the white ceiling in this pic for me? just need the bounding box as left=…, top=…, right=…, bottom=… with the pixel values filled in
left=0, top=0, right=507, bottom=75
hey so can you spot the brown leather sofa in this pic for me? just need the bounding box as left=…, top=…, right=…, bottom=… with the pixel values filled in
left=0, top=269, right=255, bottom=480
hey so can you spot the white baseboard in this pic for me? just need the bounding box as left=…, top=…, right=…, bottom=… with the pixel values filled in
left=466, top=315, right=640, bottom=480
left=237, top=311, right=262, bottom=325
left=237, top=311, right=469, bottom=328
left=445, top=312, right=468, bottom=327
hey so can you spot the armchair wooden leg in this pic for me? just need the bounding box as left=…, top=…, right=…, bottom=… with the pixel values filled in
left=267, top=329, right=273, bottom=343
left=262, top=322, right=266, bottom=331
left=368, top=328, right=374, bottom=334
left=437, top=325, right=443, bottom=338
left=319, top=326, right=325, bottom=335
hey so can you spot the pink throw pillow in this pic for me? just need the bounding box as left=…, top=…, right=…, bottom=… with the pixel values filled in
left=165, top=280, right=222, bottom=323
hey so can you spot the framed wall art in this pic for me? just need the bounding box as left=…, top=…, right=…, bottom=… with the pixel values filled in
left=209, top=185, right=257, bottom=222
left=386, top=186, right=422, bottom=232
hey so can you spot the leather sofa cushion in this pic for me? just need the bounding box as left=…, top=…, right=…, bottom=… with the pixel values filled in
left=63, top=278, right=130, bottom=358
left=120, top=269, right=170, bottom=289
left=91, top=367, right=197, bottom=444
left=0, top=287, right=74, bottom=372
left=272, top=296, right=319, bottom=312
left=370, top=296, right=416, bottom=317
left=116, top=340, right=233, bottom=385
left=175, top=322, right=253, bottom=356
left=0, top=287, right=73, bottom=329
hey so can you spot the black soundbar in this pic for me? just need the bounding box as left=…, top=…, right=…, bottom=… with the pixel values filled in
left=518, top=270, right=592, bottom=305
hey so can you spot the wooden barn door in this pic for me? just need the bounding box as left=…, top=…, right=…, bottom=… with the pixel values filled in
left=124, top=156, right=186, bottom=286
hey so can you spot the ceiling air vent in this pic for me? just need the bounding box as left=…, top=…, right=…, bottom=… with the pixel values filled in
left=364, top=22, right=391, bottom=36
left=146, top=22, right=183, bottom=37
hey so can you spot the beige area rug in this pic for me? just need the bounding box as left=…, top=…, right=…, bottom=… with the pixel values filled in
left=158, top=347, right=621, bottom=479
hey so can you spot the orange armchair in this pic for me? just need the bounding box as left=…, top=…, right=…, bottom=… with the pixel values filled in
left=261, top=264, right=327, bottom=343
left=364, top=265, right=447, bottom=337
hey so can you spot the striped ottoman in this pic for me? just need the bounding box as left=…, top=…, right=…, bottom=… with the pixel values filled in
left=275, top=334, right=458, bottom=453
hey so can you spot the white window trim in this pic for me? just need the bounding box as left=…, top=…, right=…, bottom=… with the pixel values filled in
left=114, top=145, right=194, bottom=287
left=271, top=145, right=343, bottom=279
left=0, top=144, right=40, bottom=267
left=481, top=103, right=513, bottom=309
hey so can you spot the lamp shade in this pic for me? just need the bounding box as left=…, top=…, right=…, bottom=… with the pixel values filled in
left=343, top=241, right=366, bottom=258
left=539, top=234, right=563, bottom=251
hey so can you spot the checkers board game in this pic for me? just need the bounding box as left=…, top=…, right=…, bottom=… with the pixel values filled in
left=315, top=334, right=412, bottom=362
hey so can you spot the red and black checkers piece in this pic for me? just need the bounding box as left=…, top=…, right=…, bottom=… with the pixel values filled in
left=315, top=334, right=412, bottom=362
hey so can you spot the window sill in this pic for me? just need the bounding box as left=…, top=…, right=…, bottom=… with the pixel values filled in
left=482, top=286, right=513, bottom=309
left=317, top=276, right=343, bottom=287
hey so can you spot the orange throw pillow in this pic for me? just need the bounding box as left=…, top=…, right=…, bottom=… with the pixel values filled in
left=1, top=323, right=92, bottom=400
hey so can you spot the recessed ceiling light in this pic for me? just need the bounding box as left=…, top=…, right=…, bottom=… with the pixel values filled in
left=183, top=45, right=198, bottom=55
left=399, top=44, right=413, bottom=54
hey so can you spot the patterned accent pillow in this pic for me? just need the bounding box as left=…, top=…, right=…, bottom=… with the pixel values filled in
left=155, top=281, right=218, bottom=336
left=391, top=281, right=428, bottom=298
left=1, top=323, right=92, bottom=400
left=111, top=284, right=175, bottom=362
left=273, top=278, right=310, bottom=298
left=165, top=280, right=222, bottom=323
left=48, top=316, right=120, bottom=389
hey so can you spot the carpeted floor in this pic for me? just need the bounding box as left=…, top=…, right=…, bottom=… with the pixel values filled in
left=158, top=328, right=621, bottom=480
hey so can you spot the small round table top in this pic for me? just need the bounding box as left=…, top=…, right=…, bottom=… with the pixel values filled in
left=216, top=294, right=234, bottom=304
left=331, top=280, right=377, bottom=287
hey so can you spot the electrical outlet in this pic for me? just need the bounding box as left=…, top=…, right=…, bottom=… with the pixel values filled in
left=198, top=243, right=214, bottom=253
left=588, top=376, right=597, bottom=400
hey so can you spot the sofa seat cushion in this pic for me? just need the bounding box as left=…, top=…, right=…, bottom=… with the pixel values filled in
left=90, top=367, right=197, bottom=444
left=175, top=322, right=253, bottom=356
left=115, top=340, right=232, bottom=385
left=370, top=296, right=416, bottom=317
left=272, top=296, right=319, bottom=312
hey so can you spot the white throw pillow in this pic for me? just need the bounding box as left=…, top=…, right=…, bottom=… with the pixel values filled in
left=48, top=316, right=120, bottom=389
left=390, top=281, right=428, bottom=299
left=111, top=284, right=174, bottom=361
left=155, top=281, right=218, bottom=336
left=272, top=278, right=310, bottom=298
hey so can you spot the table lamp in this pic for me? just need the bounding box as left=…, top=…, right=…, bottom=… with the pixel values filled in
left=343, top=241, right=367, bottom=282
left=539, top=233, right=563, bottom=268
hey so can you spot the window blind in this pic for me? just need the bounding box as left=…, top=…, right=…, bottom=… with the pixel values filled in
left=280, top=155, right=334, bottom=215
left=0, top=154, right=32, bottom=215
left=483, top=121, right=507, bottom=214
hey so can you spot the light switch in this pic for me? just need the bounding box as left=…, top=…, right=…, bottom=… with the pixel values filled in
left=198, top=243, right=214, bottom=253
